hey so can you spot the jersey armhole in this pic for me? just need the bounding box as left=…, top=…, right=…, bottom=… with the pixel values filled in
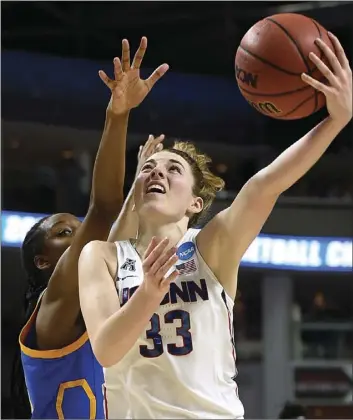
left=192, top=229, right=234, bottom=306
left=19, top=292, right=89, bottom=359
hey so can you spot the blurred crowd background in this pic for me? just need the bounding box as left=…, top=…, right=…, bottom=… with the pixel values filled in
left=2, top=1, right=353, bottom=419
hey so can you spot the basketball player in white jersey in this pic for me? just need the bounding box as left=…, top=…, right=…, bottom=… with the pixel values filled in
left=78, top=33, right=351, bottom=419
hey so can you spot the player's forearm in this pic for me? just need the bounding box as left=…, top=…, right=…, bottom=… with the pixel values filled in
left=91, top=110, right=129, bottom=212
left=108, top=182, right=138, bottom=242
left=93, top=286, right=160, bottom=367
left=108, top=154, right=146, bottom=242
left=254, top=116, right=346, bottom=196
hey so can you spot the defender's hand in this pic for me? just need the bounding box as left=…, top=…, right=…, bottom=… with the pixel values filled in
left=302, top=32, right=352, bottom=126
left=136, top=134, right=165, bottom=174
left=99, top=37, right=169, bottom=115
left=141, top=237, right=178, bottom=301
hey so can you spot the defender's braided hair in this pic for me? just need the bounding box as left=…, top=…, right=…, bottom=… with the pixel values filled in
left=21, top=216, right=52, bottom=317
left=10, top=216, right=51, bottom=418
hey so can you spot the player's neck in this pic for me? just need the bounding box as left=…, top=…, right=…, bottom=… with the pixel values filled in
left=136, top=219, right=188, bottom=257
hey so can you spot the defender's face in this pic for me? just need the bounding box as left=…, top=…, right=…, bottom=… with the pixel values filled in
left=134, top=151, right=199, bottom=224
left=39, top=213, right=81, bottom=268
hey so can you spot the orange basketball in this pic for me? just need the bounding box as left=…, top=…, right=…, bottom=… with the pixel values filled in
left=235, top=13, right=335, bottom=119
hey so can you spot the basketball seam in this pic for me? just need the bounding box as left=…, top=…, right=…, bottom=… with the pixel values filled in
left=277, top=93, right=316, bottom=119
left=238, top=45, right=302, bottom=76
left=265, top=17, right=311, bottom=74
left=238, top=84, right=311, bottom=98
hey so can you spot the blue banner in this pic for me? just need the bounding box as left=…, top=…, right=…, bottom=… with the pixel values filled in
left=1, top=211, right=352, bottom=272
left=241, top=233, right=352, bottom=273
left=1, top=211, right=84, bottom=248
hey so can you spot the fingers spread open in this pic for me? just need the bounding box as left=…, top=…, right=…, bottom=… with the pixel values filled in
left=98, top=70, right=114, bottom=88
left=145, top=63, right=169, bottom=91
left=121, top=38, right=131, bottom=72
left=113, top=57, right=123, bottom=82
left=131, top=36, right=148, bottom=70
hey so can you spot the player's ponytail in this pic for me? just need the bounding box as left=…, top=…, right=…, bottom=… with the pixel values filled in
left=9, top=217, right=50, bottom=418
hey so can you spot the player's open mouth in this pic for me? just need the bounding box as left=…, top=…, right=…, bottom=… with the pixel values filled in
left=145, top=183, right=166, bottom=194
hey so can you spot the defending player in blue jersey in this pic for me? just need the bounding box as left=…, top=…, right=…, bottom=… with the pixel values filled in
left=20, top=322, right=104, bottom=419
left=12, top=37, right=169, bottom=419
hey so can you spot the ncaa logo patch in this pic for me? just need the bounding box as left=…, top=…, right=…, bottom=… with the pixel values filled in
left=177, top=241, right=195, bottom=261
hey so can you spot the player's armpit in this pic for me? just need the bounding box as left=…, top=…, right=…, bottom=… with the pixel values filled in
left=196, top=177, right=277, bottom=299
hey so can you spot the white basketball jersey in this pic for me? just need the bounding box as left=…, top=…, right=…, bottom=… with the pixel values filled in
left=104, top=229, right=244, bottom=419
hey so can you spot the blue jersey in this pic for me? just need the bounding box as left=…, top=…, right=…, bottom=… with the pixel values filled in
left=19, top=298, right=105, bottom=419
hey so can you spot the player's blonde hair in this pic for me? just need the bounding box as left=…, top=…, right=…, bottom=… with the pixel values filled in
left=167, top=141, right=225, bottom=227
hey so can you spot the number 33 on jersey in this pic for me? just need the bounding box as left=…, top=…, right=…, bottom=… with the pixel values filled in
left=117, top=239, right=209, bottom=360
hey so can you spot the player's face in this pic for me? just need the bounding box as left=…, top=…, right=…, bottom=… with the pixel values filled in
left=38, top=213, right=82, bottom=269
left=134, top=151, right=203, bottom=224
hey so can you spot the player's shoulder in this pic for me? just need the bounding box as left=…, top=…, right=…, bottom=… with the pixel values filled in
left=174, top=229, right=201, bottom=260
left=184, top=228, right=201, bottom=242
left=188, top=228, right=201, bottom=234
left=80, top=240, right=116, bottom=261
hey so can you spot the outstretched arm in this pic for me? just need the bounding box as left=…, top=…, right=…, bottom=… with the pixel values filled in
left=197, top=33, right=352, bottom=299
left=79, top=238, right=178, bottom=367
left=108, top=134, right=165, bottom=242
left=37, top=37, right=169, bottom=349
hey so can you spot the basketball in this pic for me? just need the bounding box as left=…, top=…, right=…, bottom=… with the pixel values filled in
left=235, top=13, right=335, bottom=120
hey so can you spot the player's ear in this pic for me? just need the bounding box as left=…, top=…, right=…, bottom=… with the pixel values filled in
left=187, top=196, right=203, bottom=216
left=34, top=255, right=51, bottom=270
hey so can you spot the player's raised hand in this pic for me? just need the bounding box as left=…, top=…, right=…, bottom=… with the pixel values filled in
left=141, top=237, right=179, bottom=300
left=99, top=37, right=169, bottom=115
left=301, top=32, right=352, bottom=126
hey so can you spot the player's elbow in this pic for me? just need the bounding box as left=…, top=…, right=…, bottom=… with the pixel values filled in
left=95, top=356, right=117, bottom=369
left=247, top=169, right=282, bottom=199
left=91, top=347, right=113, bottom=368
left=91, top=336, right=122, bottom=368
